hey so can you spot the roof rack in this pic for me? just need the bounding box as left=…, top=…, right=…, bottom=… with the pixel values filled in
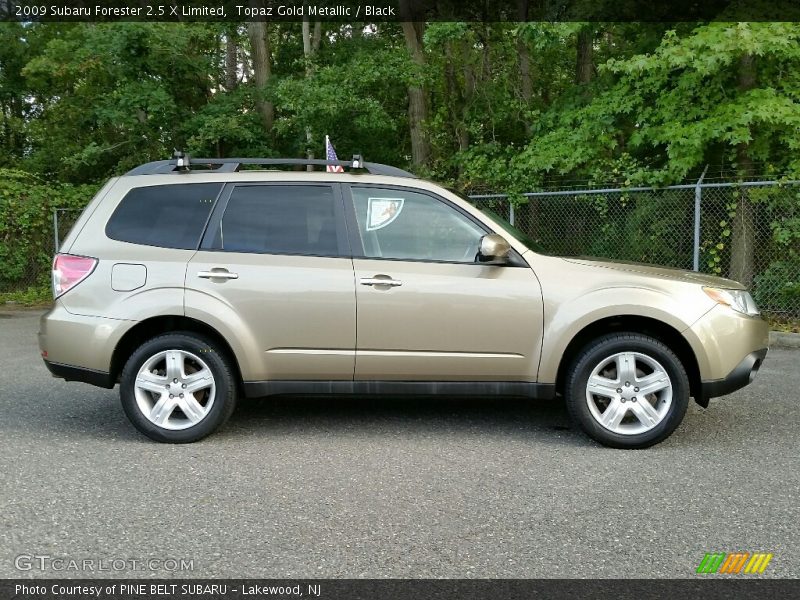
left=125, top=152, right=417, bottom=179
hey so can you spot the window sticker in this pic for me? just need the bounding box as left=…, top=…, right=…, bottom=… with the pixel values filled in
left=366, top=197, right=404, bottom=231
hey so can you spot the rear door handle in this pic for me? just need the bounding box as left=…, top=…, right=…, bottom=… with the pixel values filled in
left=198, top=269, right=239, bottom=280
left=360, top=277, right=402, bottom=287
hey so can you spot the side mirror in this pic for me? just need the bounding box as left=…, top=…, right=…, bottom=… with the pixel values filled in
left=478, top=233, right=511, bottom=264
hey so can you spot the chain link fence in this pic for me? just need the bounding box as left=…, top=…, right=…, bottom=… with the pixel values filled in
left=0, top=209, right=83, bottom=299
left=471, top=181, right=800, bottom=318
left=52, top=208, right=82, bottom=253
left=0, top=209, right=81, bottom=301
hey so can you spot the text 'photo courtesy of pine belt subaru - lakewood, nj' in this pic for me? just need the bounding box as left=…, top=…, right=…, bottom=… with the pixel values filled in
left=38, top=154, right=769, bottom=448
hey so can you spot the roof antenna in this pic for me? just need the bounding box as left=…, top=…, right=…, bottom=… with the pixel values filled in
left=173, top=149, right=190, bottom=172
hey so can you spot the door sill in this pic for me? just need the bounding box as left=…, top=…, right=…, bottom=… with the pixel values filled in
left=242, top=380, right=556, bottom=400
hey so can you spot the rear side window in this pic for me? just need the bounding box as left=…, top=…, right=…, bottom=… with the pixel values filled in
left=106, top=183, right=222, bottom=249
left=218, top=185, right=341, bottom=256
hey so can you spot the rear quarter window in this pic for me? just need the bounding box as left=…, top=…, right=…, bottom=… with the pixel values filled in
left=105, top=183, right=222, bottom=249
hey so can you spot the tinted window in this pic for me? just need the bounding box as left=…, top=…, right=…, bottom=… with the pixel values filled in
left=351, top=187, right=485, bottom=262
left=106, top=183, right=221, bottom=249
left=219, top=185, right=340, bottom=256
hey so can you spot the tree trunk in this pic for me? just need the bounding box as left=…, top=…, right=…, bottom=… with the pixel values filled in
left=729, top=53, right=757, bottom=287
left=312, top=21, right=322, bottom=53
left=513, top=1, right=539, bottom=235
left=302, top=19, right=321, bottom=168
left=225, top=25, right=239, bottom=92
left=1, top=101, right=9, bottom=156
left=517, top=0, right=533, bottom=136
left=576, top=26, right=594, bottom=85
left=517, top=36, right=533, bottom=102
left=400, top=19, right=430, bottom=167
left=444, top=42, right=469, bottom=155
left=247, top=20, right=274, bottom=134
left=479, top=24, right=492, bottom=82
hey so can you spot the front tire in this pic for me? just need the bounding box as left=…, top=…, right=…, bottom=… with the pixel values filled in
left=120, top=332, right=237, bottom=443
left=565, top=333, right=689, bottom=449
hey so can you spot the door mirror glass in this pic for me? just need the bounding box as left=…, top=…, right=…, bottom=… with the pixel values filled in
left=478, top=234, right=511, bottom=263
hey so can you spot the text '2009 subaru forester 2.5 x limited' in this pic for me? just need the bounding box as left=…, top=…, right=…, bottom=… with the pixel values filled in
left=39, top=154, right=769, bottom=447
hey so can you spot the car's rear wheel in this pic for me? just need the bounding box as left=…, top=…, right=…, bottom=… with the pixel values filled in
left=120, top=332, right=237, bottom=443
left=565, top=333, right=689, bottom=449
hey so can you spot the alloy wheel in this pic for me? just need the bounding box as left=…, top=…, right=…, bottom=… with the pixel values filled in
left=585, top=351, right=673, bottom=435
left=133, top=349, right=216, bottom=430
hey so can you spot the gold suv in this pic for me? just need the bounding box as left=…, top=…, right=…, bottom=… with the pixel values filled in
left=39, top=155, right=769, bottom=447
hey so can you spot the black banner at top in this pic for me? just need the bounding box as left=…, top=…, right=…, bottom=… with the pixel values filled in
left=2, top=0, right=800, bottom=22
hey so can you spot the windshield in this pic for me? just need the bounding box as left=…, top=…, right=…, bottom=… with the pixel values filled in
left=449, top=189, right=550, bottom=255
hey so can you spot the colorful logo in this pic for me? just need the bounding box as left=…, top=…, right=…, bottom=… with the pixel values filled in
left=696, top=552, right=773, bottom=574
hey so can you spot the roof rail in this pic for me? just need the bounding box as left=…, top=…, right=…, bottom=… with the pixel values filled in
left=125, top=153, right=417, bottom=179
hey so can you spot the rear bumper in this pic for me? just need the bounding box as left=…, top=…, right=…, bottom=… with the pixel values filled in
left=700, top=348, right=767, bottom=401
left=43, top=360, right=114, bottom=389
left=38, top=301, right=132, bottom=386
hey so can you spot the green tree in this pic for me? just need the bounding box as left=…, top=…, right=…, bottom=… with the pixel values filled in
left=21, top=23, right=218, bottom=181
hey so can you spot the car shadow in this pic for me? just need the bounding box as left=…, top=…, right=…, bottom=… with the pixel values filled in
left=9, top=375, right=592, bottom=447
left=218, top=393, right=590, bottom=447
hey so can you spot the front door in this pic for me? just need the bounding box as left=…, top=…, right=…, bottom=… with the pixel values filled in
left=346, top=185, right=543, bottom=382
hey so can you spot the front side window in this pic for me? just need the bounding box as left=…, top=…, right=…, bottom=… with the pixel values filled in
left=219, top=185, right=340, bottom=256
left=351, top=187, right=485, bottom=262
left=106, top=183, right=222, bottom=249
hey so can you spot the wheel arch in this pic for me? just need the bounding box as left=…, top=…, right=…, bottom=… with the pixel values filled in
left=554, top=315, right=704, bottom=406
left=110, top=315, right=244, bottom=394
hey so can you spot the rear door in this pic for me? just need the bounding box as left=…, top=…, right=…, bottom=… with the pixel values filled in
left=185, top=183, right=356, bottom=382
left=345, top=184, right=544, bottom=382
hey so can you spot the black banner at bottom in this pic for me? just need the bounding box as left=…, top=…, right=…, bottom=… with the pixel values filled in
left=3, top=579, right=800, bottom=600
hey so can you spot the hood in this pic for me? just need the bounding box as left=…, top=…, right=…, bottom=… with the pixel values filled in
left=561, top=256, right=746, bottom=289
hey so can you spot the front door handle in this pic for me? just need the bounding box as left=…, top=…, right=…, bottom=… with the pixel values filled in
left=198, top=269, right=239, bottom=280
left=360, top=277, right=402, bottom=287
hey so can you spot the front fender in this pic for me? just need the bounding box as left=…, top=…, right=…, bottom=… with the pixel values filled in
left=536, top=286, right=710, bottom=383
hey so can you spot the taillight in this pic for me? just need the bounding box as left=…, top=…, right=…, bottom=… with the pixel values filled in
left=52, top=254, right=98, bottom=298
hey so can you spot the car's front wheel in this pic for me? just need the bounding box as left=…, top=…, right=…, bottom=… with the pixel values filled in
left=565, top=333, right=689, bottom=449
left=120, top=332, right=237, bottom=443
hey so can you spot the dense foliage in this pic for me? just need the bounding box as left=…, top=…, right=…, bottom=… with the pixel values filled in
left=0, top=169, right=97, bottom=291
left=3, top=21, right=799, bottom=185
left=0, top=21, right=799, bottom=311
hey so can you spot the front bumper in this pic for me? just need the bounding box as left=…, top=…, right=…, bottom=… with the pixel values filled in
left=700, top=347, right=767, bottom=402
left=683, top=305, right=769, bottom=407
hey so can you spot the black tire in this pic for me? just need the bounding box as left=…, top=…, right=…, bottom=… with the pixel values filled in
left=565, top=333, right=690, bottom=449
left=120, top=332, right=237, bottom=443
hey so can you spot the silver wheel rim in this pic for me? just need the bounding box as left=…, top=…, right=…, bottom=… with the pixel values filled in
left=134, top=349, right=216, bottom=431
left=585, top=351, right=673, bottom=435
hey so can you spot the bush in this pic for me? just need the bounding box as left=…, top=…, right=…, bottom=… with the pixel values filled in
left=753, top=256, right=800, bottom=316
left=0, top=169, right=98, bottom=292
left=0, top=286, right=53, bottom=307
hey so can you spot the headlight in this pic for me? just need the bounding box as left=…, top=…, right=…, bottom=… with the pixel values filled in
left=702, top=287, right=760, bottom=316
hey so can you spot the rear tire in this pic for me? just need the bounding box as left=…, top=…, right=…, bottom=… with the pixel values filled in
left=120, top=332, right=237, bottom=443
left=565, top=333, right=689, bottom=449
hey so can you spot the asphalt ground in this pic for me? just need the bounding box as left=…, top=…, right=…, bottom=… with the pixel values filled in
left=1, top=310, right=798, bottom=579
